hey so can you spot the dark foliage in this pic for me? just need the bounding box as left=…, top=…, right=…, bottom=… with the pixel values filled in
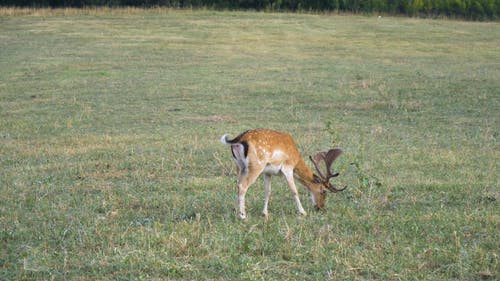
left=1, top=0, right=498, bottom=20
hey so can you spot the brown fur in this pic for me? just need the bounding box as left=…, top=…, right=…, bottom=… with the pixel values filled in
left=222, top=129, right=333, bottom=219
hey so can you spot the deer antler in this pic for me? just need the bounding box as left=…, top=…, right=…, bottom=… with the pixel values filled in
left=310, top=148, right=347, bottom=192
left=310, top=153, right=326, bottom=179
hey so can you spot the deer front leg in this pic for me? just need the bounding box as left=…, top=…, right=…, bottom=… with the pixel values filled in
left=262, top=174, right=272, bottom=219
left=283, top=169, right=307, bottom=216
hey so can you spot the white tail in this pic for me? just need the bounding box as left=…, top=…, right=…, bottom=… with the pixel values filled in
left=220, top=133, right=231, bottom=145
left=221, top=129, right=346, bottom=219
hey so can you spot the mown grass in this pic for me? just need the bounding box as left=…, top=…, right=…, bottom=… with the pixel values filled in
left=1, top=8, right=498, bottom=280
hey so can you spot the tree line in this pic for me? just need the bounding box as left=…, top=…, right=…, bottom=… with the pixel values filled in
left=2, top=0, right=499, bottom=20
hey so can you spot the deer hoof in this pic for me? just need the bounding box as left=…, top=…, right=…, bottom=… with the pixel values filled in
left=262, top=212, right=269, bottom=221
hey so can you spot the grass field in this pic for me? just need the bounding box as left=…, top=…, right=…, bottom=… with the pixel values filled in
left=1, top=8, right=498, bottom=280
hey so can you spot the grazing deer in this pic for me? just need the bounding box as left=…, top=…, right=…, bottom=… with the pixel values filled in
left=221, top=129, right=346, bottom=219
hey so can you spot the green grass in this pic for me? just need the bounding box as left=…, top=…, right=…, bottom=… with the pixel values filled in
left=1, top=8, right=498, bottom=280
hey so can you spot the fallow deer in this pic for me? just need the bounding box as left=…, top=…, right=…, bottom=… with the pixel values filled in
left=221, top=129, right=346, bottom=219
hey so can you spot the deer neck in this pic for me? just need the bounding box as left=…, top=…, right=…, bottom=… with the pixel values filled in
left=294, top=158, right=318, bottom=189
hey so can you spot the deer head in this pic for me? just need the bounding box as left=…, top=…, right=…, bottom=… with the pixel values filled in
left=310, top=148, right=347, bottom=193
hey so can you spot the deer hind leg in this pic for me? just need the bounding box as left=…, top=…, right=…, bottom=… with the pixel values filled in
left=232, top=143, right=264, bottom=219
left=232, top=144, right=249, bottom=219
left=237, top=166, right=263, bottom=219
left=282, top=169, right=307, bottom=216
